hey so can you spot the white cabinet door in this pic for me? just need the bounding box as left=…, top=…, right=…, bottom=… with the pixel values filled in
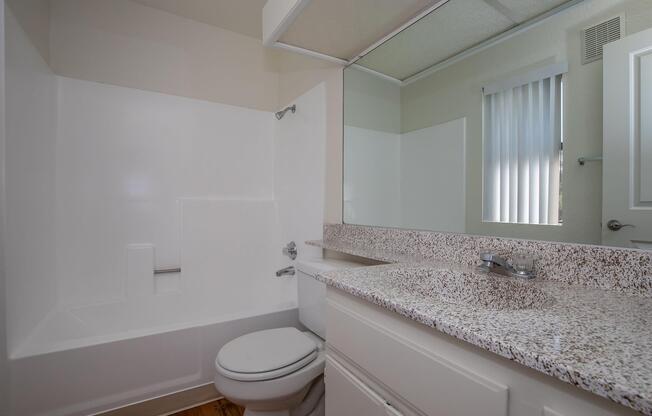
left=325, top=356, right=404, bottom=416
left=327, top=299, right=508, bottom=416
left=602, top=27, right=652, bottom=249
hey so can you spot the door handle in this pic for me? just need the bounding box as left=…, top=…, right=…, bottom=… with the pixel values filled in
left=607, top=219, right=635, bottom=231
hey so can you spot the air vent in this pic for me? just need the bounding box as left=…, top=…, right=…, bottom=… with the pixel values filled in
left=582, top=16, right=623, bottom=64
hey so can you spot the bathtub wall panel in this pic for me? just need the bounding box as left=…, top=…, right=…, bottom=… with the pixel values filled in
left=6, top=49, right=329, bottom=415
left=4, top=6, right=59, bottom=354
left=274, top=83, right=328, bottom=261
left=180, top=199, right=296, bottom=315
left=55, top=77, right=276, bottom=307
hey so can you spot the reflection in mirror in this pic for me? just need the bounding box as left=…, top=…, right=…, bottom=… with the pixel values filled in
left=343, top=0, right=652, bottom=248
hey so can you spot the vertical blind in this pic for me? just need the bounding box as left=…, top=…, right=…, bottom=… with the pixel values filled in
left=482, top=65, right=565, bottom=225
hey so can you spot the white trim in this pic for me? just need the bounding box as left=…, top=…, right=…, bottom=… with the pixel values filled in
left=482, top=62, right=568, bottom=95
left=402, top=0, right=585, bottom=85
left=262, top=0, right=312, bottom=46
left=273, top=42, right=347, bottom=65
left=350, top=64, right=403, bottom=85
left=346, top=0, right=452, bottom=65
left=87, top=383, right=218, bottom=416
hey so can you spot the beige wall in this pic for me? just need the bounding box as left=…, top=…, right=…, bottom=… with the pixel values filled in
left=5, top=0, right=49, bottom=63
left=344, top=67, right=401, bottom=134
left=399, top=0, right=652, bottom=244
left=49, top=0, right=283, bottom=112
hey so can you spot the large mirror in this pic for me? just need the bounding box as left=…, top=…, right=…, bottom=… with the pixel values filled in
left=343, top=0, right=652, bottom=249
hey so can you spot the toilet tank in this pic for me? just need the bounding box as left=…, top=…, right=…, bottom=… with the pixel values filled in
left=296, top=259, right=362, bottom=339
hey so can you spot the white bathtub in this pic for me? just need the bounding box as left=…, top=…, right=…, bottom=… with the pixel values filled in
left=9, top=303, right=300, bottom=416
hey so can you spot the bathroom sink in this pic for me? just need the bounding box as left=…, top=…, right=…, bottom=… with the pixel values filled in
left=387, top=267, right=552, bottom=310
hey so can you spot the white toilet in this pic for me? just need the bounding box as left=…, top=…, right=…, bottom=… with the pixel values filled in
left=214, top=259, right=360, bottom=416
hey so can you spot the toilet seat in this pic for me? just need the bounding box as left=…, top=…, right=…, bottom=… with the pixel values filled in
left=217, top=328, right=319, bottom=382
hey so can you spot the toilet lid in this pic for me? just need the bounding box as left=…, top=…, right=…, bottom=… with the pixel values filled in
left=217, top=328, right=318, bottom=378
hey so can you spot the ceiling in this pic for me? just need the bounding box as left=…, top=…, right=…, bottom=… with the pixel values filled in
left=131, top=0, right=439, bottom=60
left=356, top=0, right=578, bottom=81
left=279, top=0, right=438, bottom=60
left=129, top=0, right=579, bottom=78
left=131, top=0, right=267, bottom=39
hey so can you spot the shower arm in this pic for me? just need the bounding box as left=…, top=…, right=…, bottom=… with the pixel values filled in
left=275, top=104, right=296, bottom=120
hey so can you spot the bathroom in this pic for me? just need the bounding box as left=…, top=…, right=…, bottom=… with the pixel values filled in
left=0, top=0, right=651, bottom=415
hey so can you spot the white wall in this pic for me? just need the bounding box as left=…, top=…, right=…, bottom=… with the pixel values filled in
left=4, top=6, right=58, bottom=354
left=55, top=77, right=278, bottom=308
left=344, top=119, right=467, bottom=232
left=46, top=0, right=348, bottom=228
left=275, top=83, right=328, bottom=259
left=343, top=66, right=403, bottom=227
left=0, top=0, right=10, bottom=412
left=400, top=119, right=466, bottom=232
left=4, top=0, right=333, bottom=351
left=344, top=126, right=402, bottom=227
left=6, top=76, right=329, bottom=416
left=278, top=66, right=344, bottom=225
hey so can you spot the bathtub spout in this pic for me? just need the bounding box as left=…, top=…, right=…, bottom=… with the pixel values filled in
left=276, top=266, right=295, bottom=277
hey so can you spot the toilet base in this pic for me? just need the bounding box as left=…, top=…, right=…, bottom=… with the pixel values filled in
left=242, top=377, right=324, bottom=416
left=243, top=395, right=323, bottom=416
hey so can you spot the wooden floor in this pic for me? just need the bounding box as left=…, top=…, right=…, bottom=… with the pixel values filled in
left=171, top=399, right=244, bottom=416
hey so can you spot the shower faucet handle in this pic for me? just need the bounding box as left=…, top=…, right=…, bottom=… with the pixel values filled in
left=282, top=241, right=297, bottom=260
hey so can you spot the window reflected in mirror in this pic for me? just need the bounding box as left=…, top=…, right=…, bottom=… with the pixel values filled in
left=482, top=66, right=564, bottom=225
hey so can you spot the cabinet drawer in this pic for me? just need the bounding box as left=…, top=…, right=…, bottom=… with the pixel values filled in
left=325, top=356, right=407, bottom=416
left=327, top=299, right=509, bottom=416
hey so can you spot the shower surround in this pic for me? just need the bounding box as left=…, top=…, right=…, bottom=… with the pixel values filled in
left=4, top=8, right=328, bottom=414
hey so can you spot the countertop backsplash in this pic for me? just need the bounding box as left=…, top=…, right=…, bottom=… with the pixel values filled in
left=313, top=223, right=652, bottom=296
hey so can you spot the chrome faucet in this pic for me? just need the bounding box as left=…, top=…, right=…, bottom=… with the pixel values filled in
left=276, top=266, right=295, bottom=277
left=477, top=253, right=536, bottom=279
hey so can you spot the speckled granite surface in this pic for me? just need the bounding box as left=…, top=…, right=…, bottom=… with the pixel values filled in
left=309, top=223, right=652, bottom=296
left=317, top=263, right=652, bottom=415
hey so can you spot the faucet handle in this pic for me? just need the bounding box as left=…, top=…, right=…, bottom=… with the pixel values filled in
left=480, top=252, right=507, bottom=267
left=480, top=252, right=494, bottom=262
left=511, top=253, right=536, bottom=277
left=282, top=241, right=297, bottom=260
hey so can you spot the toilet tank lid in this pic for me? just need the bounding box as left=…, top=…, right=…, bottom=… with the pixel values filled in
left=296, top=258, right=364, bottom=277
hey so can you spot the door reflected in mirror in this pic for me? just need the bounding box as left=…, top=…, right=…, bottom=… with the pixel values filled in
left=343, top=0, right=652, bottom=249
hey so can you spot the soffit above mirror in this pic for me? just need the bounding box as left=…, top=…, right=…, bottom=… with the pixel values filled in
left=278, top=0, right=438, bottom=60
left=356, top=0, right=579, bottom=81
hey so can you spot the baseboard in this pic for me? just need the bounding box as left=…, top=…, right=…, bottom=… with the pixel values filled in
left=94, top=383, right=221, bottom=416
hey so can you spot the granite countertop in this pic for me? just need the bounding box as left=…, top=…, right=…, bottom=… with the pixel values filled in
left=311, top=246, right=652, bottom=414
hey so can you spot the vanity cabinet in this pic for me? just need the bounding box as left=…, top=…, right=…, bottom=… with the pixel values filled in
left=325, top=357, right=409, bottom=416
left=325, top=288, right=639, bottom=416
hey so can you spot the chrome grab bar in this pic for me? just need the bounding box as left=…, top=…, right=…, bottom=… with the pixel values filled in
left=578, top=156, right=602, bottom=165
left=154, top=267, right=181, bottom=275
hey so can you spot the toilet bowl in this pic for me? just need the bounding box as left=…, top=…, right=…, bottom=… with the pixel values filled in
left=214, top=259, right=361, bottom=416
left=215, top=328, right=325, bottom=416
